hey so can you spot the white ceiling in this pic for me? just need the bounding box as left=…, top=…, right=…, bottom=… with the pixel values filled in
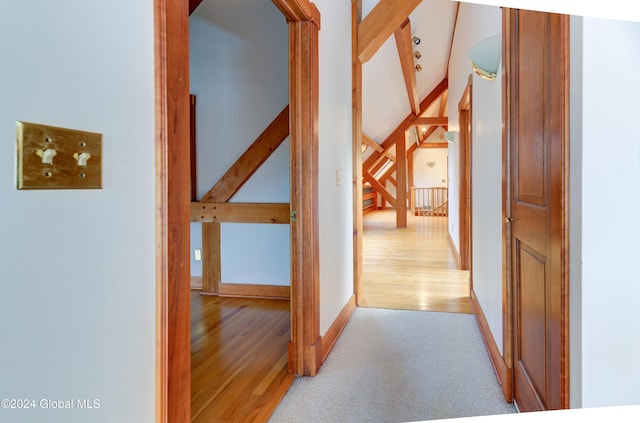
left=362, top=0, right=458, bottom=143
left=193, top=0, right=458, bottom=146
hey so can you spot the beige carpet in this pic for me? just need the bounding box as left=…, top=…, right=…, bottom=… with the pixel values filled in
left=269, top=307, right=516, bottom=422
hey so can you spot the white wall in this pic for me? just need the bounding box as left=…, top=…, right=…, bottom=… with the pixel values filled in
left=0, top=1, right=155, bottom=422
left=414, top=129, right=449, bottom=189
left=578, top=16, right=640, bottom=408
left=315, top=0, right=355, bottom=335
left=189, top=8, right=290, bottom=285
left=448, top=3, right=503, bottom=352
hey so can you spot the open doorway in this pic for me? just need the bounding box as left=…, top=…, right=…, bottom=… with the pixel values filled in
left=155, top=0, right=322, bottom=421
left=188, top=2, right=292, bottom=421
left=352, top=1, right=471, bottom=314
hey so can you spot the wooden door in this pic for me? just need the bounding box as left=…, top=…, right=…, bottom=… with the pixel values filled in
left=506, top=9, right=569, bottom=412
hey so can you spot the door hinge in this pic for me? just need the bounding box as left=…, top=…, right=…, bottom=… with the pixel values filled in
left=290, top=210, right=297, bottom=222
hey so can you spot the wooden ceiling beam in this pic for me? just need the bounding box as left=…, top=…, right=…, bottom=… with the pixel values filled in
left=363, top=78, right=447, bottom=172
left=191, top=202, right=290, bottom=224
left=364, top=171, right=396, bottom=208
left=419, top=142, right=449, bottom=149
left=413, top=117, right=449, bottom=126
left=363, top=133, right=383, bottom=153
left=357, top=0, right=422, bottom=63
left=394, top=19, right=420, bottom=115
left=200, top=105, right=289, bottom=203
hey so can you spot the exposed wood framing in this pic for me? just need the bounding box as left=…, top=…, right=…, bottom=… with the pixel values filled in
left=413, top=117, right=449, bottom=126
left=191, top=202, right=290, bottom=224
left=363, top=78, right=448, bottom=172
left=396, top=130, right=408, bottom=227
left=364, top=172, right=396, bottom=207
left=419, top=142, right=449, bottom=149
left=200, top=106, right=290, bottom=203
left=202, top=223, right=221, bottom=293
left=394, top=19, right=420, bottom=115
left=363, top=133, right=383, bottom=152
left=439, top=89, right=449, bottom=117
left=358, top=0, right=422, bottom=63
left=352, top=0, right=365, bottom=306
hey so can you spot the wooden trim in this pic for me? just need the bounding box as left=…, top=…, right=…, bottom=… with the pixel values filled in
left=154, top=0, right=191, bottom=421
left=470, top=289, right=513, bottom=403
left=448, top=230, right=460, bottom=269
left=321, top=295, right=357, bottom=362
left=288, top=16, right=321, bottom=376
left=191, top=202, right=290, bottom=224
left=413, top=117, right=449, bottom=126
left=190, top=276, right=203, bottom=291
left=357, top=0, right=422, bottom=63
left=353, top=0, right=364, bottom=306
left=458, top=75, right=472, bottom=271
left=501, top=6, right=514, bottom=398
left=190, top=94, right=197, bottom=202
left=200, top=105, right=290, bottom=203
left=446, top=3, right=460, bottom=72
left=394, top=19, right=420, bottom=115
left=213, top=283, right=290, bottom=300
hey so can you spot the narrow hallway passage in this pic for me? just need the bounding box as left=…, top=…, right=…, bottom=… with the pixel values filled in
left=361, top=210, right=471, bottom=313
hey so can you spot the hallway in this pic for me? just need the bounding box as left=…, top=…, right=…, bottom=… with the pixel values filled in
left=360, top=210, right=471, bottom=313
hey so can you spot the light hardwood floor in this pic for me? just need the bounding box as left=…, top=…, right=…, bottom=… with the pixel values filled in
left=191, top=292, right=294, bottom=423
left=361, top=210, right=471, bottom=313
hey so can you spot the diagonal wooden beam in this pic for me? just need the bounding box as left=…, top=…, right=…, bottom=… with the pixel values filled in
left=394, top=19, right=420, bottom=115
left=363, top=78, right=448, bottom=172
left=201, top=105, right=289, bottom=203
left=364, top=172, right=396, bottom=208
left=439, top=89, right=449, bottom=117
left=357, top=0, right=422, bottom=63
left=362, top=133, right=383, bottom=153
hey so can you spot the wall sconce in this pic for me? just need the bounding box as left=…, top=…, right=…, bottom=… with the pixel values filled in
left=426, top=161, right=436, bottom=168
left=415, top=64, right=423, bottom=72
left=469, top=35, right=501, bottom=81
left=444, top=131, right=458, bottom=143
left=413, top=50, right=422, bottom=59
left=412, top=36, right=421, bottom=45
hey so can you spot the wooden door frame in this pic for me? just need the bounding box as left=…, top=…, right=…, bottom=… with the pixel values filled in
left=502, top=7, right=570, bottom=409
left=458, top=75, right=472, bottom=273
left=154, top=1, right=321, bottom=422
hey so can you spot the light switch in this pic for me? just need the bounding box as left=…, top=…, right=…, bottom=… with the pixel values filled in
left=16, top=121, right=102, bottom=189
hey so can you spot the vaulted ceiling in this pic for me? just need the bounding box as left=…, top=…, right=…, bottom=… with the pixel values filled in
left=361, top=0, right=457, bottom=144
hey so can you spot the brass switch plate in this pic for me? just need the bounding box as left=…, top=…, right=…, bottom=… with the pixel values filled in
left=16, top=121, right=102, bottom=189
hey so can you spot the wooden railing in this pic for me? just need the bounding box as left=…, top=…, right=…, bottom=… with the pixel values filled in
left=411, top=187, right=448, bottom=216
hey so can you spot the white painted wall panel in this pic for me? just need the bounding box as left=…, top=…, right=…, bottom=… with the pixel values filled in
left=0, top=1, right=155, bottom=421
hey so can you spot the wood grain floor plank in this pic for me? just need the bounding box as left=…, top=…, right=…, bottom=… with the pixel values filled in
left=190, top=293, right=293, bottom=423
left=361, top=210, right=471, bottom=313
